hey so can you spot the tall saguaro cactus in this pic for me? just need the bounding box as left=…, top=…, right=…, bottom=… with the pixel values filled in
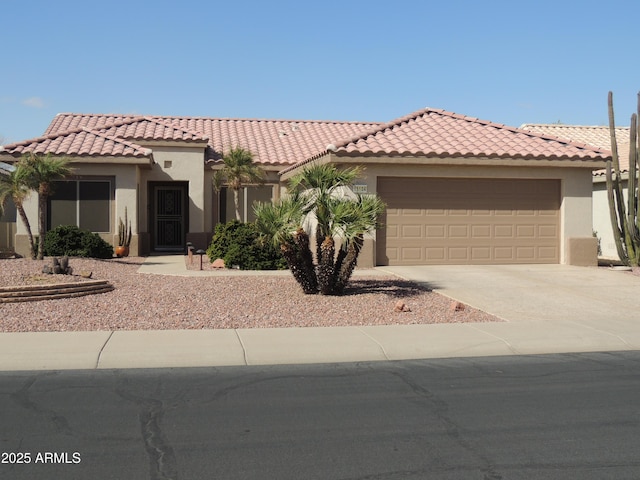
left=606, top=91, right=640, bottom=265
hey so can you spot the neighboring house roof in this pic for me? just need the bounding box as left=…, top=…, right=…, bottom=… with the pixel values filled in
left=281, top=108, right=611, bottom=175
left=44, top=113, right=382, bottom=167
left=521, top=124, right=631, bottom=176
left=0, top=161, right=15, bottom=174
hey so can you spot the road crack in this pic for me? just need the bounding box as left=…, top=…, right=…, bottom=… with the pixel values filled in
left=10, top=374, right=72, bottom=436
left=384, top=367, right=503, bottom=480
left=116, top=382, right=179, bottom=480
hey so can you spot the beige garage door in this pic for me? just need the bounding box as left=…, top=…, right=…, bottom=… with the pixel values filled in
left=376, top=177, right=560, bottom=265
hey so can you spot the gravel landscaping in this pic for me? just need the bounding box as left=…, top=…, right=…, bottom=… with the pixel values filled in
left=0, top=256, right=500, bottom=332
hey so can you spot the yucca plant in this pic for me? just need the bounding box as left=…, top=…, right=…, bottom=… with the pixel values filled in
left=254, top=163, right=385, bottom=295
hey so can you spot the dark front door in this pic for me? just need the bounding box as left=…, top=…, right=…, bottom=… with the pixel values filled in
left=153, top=185, right=186, bottom=251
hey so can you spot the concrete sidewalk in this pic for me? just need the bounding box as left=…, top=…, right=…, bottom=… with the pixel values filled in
left=1, top=257, right=639, bottom=371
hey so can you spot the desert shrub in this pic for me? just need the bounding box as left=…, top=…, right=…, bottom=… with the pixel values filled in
left=44, top=225, right=114, bottom=259
left=206, top=220, right=287, bottom=270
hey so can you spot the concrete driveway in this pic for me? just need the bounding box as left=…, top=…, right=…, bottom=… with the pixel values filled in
left=382, top=265, right=640, bottom=325
left=380, top=264, right=640, bottom=345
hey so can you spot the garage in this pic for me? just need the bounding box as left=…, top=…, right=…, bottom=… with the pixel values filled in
left=376, top=177, right=561, bottom=265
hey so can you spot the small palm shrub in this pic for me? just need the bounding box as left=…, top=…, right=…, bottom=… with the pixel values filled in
left=206, top=220, right=287, bottom=270
left=44, top=225, right=114, bottom=259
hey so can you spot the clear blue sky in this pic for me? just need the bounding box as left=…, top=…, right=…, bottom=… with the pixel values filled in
left=1, top=0, right=639, bottom=144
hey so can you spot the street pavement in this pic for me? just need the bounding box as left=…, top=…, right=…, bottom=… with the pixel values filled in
left=1, top=256, right=639, bottom=371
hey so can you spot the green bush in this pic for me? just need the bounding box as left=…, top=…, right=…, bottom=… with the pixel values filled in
left=44, top=225, right=114, bottom=259
left=206, top=220, right=287, bottom=270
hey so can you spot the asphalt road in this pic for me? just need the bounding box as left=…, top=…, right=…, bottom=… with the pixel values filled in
left=1, top=352, right=640, bottom=479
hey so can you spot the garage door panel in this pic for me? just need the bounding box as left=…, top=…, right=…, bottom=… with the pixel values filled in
left=377, top=177, right=560, bottom=265
left=426, top=225, right=445, bottom=237
left=448, top=225, right=469, bottom=238
left=472, top=225, right=491, bottom=237
left=402, top=225, right=423, bottom=238
left=516, top=225, right=536, bottom=238
left=539, top=225, right=558, bottom=237
left=494, top=225, right=514, bottom=237
left=471, top=247, right=491, bottom=260
left=538, top=246, right=559, bottom=259
left=426, top=248, right=445, bottom=260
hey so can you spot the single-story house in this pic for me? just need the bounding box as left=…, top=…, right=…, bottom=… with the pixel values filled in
left=521, top=123, right=631, bottom=261
left=0, top=108, right=609, bottom=267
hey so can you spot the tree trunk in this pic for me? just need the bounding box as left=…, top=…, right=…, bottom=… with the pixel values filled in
left=15, top=201, right=36, bottom=259
left=332, top=246, right=348, bottom=290
left=280, top=243, right=317, bottom=295
left=293, top=228, right=318, bottom=294
left=37, top=190, right=47, bottom=260
left=317, top=236, right=335, bottom=295
left=334, top=234, right=364, bottom=295
left=233, top=188, right=242, bottom=221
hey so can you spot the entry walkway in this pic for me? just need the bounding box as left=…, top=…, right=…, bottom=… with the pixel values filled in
left=1, top=260, right=639, bottom=371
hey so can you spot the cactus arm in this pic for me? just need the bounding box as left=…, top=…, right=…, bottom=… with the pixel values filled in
left=606, top=157, right=628, bottom=263
left=628, top=113, right=639, bottom=264
left=636, top=93, right=640, bottom=252
left=607, top=91, right=630, bottom=264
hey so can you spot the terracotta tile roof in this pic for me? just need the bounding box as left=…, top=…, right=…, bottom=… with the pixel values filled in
left=521, top=124, right=631, bottom=175
left=2, top=110, right=612, bottom=172
left=338, top=109, right=611, bottom=158
left=98, top=116, right=209, bottom=143
left=281, top=108, right=611, bottom=175
left=44, top=113, right=382, bottom=166
left=0, top=127, right=153, bottom=159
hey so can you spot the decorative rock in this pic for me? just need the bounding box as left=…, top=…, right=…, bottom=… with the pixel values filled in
left=450, top=301, right=466, bottom=312
left=394, top=300, right=411, bottom=313
left=79, top=271, right=93, bottom=279
left=212, top=258, right=225, bottom=269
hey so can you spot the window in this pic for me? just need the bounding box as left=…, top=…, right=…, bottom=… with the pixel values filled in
left=0, top=196, right=16, bottom=222
left=48, top=180, right=111, bottom=232
left=221, top=185, right=273, bottom=223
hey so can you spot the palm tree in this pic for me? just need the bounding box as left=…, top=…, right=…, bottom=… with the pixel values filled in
left=0, top=166, right=37, bottom=259
left=18, top=153, right=72, bottom=260
left=212, top=147, right=265, bottom=222
left=254, top=163, right=385, bottom=295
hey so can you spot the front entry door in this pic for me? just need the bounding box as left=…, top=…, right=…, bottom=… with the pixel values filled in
left=154, top=185, right=186, bottom=251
